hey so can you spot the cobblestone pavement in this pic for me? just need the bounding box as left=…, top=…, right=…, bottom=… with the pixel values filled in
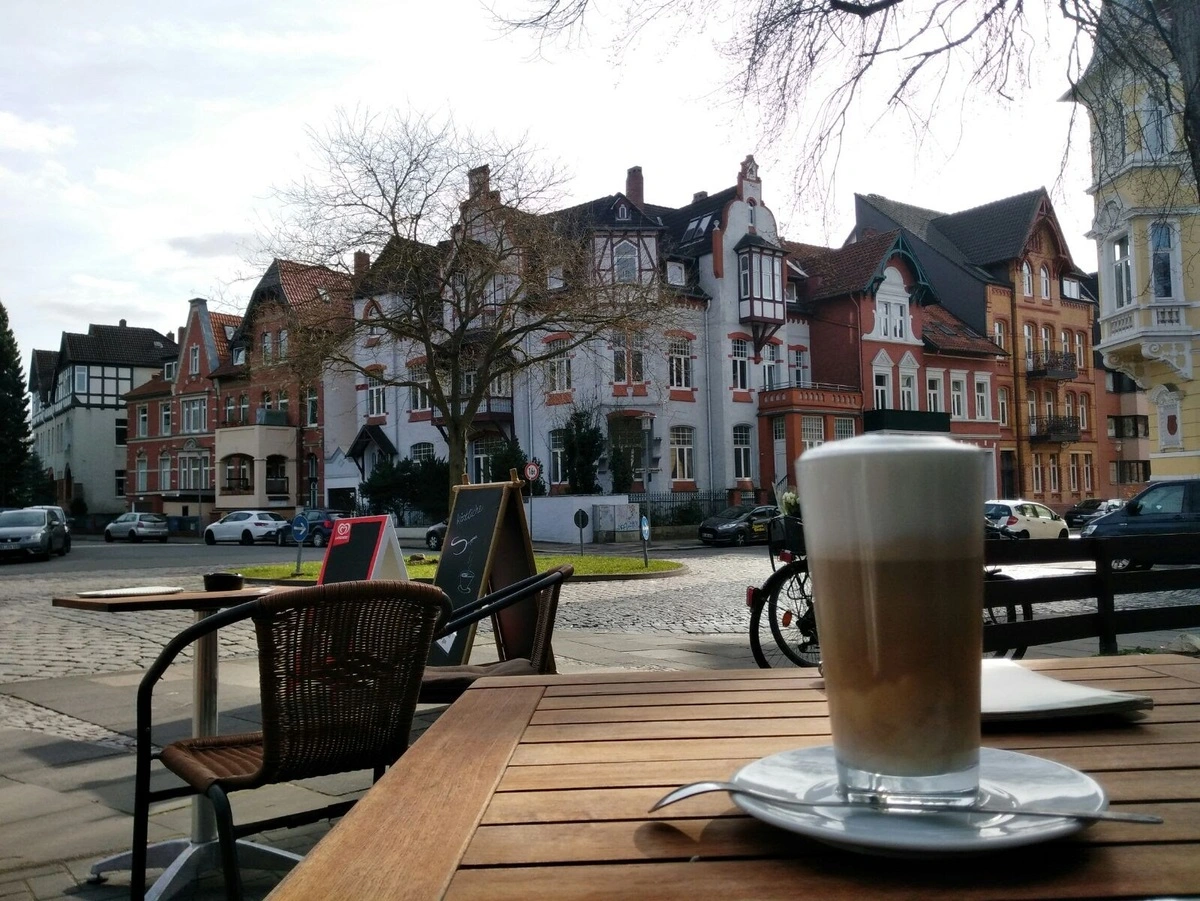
left=2, top=550, right=1198, bottom=685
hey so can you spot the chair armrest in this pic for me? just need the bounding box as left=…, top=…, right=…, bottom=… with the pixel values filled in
left=435, top=568, right=570, bottom=638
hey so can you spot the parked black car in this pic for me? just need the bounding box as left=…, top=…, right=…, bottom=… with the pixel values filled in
left=425, top=520, right=448, bottom=550
left=275, top=509, right=352, bottom=547
left=1063, top=498, right=1125, bottom=529
left=697, top=505, right=779, bottom=546
left=1080, top=480, right=1200, bottom=570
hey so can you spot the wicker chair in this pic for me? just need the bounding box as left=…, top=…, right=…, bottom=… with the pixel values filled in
left=419, top=564, right=573, bottom=704
left=130, top=580, right=450, bottom=901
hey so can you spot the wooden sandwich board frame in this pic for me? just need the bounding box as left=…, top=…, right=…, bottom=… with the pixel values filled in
left=316, top=515, right=409, bottom=585
left=430, top=472, right=537, bottom=666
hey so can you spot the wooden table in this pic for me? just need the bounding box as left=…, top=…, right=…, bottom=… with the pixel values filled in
left=53, top=586, right=288, bottom=899
left=270, top=655, right=1200, bottom=900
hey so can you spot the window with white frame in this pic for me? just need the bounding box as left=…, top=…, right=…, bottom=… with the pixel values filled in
left=834, top=417, right=855, bottom=441
left=160, top=403, right=171, bottom=436
left=974, top=378, right=989, bottom=420
left=950, top=378, right=966, bottom=418
left=926, top=374, right=943, bottom=413
left=1112, top=236, right=1132, bottom=308
left=486, top=274, right=511, bottom=307
left=1150, top=222, right=1178, bottom=301
left=666, top=261, right=685, bottom=286
left=1061, top=329, right=1071, bottom=356
left=614, top=240, right=638, bottom=284
left=733, top=425, right=753, bottom=479
left=411, top=442, right=434, bottom=463
left=489, top=371, right=511, bottom=396
left=1049, top=454, right=1060, bottom=492
left=547, top=266, right=564, bottom=290
left=1023, top=323, right=1035, bottom=369
left=669, top=338, right=693, bottom=389
left=1069, top=454, right=1079, bottom=492
left=761, top=344, right=782, bottom=389
left=1084, top=453, right=1093, bottom=490
left=277, top=390, right=289, bottom=416
left=874, top=372, right=891, bottom=409
left=1032, top=453, right=1043, bottom=493
left=993, top=320, right=1007, bottom=352
left=1022, top=261, right=1033, bottom=296
left=459, top=370, right=476, bottom=397
left=408, top=365, right=429, bottom=411
left=546, top=339, right=572, bottom=392
left=232, top=346, right=246, bottom=365
left=792, top=348, right=811, bottom=386
left=1140, top=104, right=1167, bottom=156
left=135, top=456, right=148, bottom=492
left=1079, top=394, right=1089, bottom=430
left=306, top=387, right=318, bottom=426
left=74, top=367, right=88, bottom=393
left=900, top=373, right=916, bottom=411
left=549, top=430, right=566, bottom=484
left=1063, top=278, right=1080, bottom=299
left=1040, top=266, right=1051, bottom=298
left=261, top=332, right=272, bottom=364
left=1044, top=390, right=1055, bottom=419
left=802, top=415, right=824, bottom=449
left=1027, top=390, right=1037, bottom=426
left=159, top=455, right=171, bottom=491
left=731, top=339, right=749, bottom=390
left=137, top=405, right=148, bottom=438
left=179, top=453, right=210, bottom=490
left=164, top=360, right=178, bottom=381
left=367, top=376, right=386, bottom=416
left=471, top=435, right=506, bottom=483
left=181, top=398, right=206, bottom=433
left=189, top=345, right=200, bottom=375
left=772, top=417, right=785, bottom=441
left=261, top=390, right=272, bottom=411
left=1041, top=325, right=1052, bottom=358
left=237, top=393, right=249, bottom=423
left=998, top=387, right=1009, bottom=426
left=224, top=395, right=235, bottom=423
left=669, top=426, right=694, bottom=481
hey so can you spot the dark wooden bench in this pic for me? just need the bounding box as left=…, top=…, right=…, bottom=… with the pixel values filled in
left=983, top=534, right=1200, bottom=655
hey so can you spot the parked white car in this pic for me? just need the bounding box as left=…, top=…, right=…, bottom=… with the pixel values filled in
left=984, top=499, right=1070, bottom=540
left=203, top=510, right=287, bottom=545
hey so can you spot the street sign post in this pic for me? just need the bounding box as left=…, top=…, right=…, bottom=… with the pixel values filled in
left=523, top=461, right=541, bottom=538
left=640, top=514, right=650, bottom=567
left=290, top=514, right=310, bottom=575
left=573, top=508, right=589, bottom=556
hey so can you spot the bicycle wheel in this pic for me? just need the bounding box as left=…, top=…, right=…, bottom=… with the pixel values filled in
left=750, top=560, right=820, bottom=668
left=983, top=573, right=1032, bottom=660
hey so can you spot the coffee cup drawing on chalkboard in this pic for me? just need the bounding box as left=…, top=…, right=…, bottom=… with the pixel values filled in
left=457, top=568, right=475, bottom=594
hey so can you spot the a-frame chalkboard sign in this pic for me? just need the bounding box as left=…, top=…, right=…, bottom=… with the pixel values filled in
left=430, top=472, right=537, bottom=666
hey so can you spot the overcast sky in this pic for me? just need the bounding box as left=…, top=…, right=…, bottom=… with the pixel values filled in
left=1, top=0, right=1095, bottom=376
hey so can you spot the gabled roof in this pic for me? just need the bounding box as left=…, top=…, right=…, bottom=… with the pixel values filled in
left=659, top=186, right=738, bottom=257
left=931, top=189, right=1047, bottom=267
left=237, top=259, right=352, bottom=337
left=356, top=237, right=443, bottom=300
left=921, top=304, right=1006, bottom=357
left=123, top=373, right=173, bottom=400
left=57, top=323, right=177, bottom=368
left=786, top=230, right=904, bottom=301
left=30, top=349, right=58, bottom=399
left=549, top=193, right=664, bottom=232
left=347, top=424, right=398, bottom=461
left=205, top=311, right=245, bottom=378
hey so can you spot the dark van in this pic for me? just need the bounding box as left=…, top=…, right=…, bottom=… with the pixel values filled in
left=1080, top=479, right=1200, bottom=570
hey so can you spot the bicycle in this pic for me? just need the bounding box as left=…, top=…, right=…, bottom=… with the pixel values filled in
left=747, top=515, right=1033, bottom=668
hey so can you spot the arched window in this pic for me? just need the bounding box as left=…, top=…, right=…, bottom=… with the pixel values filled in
left=277, top=389, right=289, bottom=416
left=224, top=395, right=235, bottom=424
left=1022, top=261, right=1033, bottom=296
left=614, top=240, right=638, bottom=284
left=1060, top=329, right=1070, bottom=356
left=261, top=332, right=272, bottom=363
left=997, top=387, right=1009, bottom=426
left=1026, top=390, right=1036, bottom=425
left=1040, top=266, right=1051, bottom=298
left=1075, top=332, right=1086, bottom=368
left=411, top=442, right=434, bottom=463
left=1064, top=392, right=1075, bottom=422
left=1079, top=394, right=1089, bottom=431
left=747, top=200, right=757, bottom=227
left=1023, top=323, right=1035, bottom=369
left=993, top=320, right=1007, bottom=352
left=261, top=391, right=272, bottom=411
left=1044, top=390, right=1055, bottom=419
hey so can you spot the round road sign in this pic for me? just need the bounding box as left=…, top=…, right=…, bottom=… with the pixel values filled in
left=640, top=515, right=650, bottom=541
left=573, top=509, right=589, bottom=529
left=524, top=461, right=541, bottom=482
left=291, top=514, right=310, bottom=543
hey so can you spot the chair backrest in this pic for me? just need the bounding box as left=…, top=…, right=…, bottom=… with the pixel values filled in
left=252, top=580, right=449, bottom=783
left=516, top=564, right=572, bottom=675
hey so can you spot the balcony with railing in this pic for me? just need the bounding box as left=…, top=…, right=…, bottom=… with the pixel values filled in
left=1026, top=351, right=1078, bottom=381
left=757, top=381, right=863, bottom=414
left=432, top=395, right=514, bottom=426
left=1029, top=415, right=1081, bottom=444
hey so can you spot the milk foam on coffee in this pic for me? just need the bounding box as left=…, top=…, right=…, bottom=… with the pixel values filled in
left=799, top=433, right=985, bottom=793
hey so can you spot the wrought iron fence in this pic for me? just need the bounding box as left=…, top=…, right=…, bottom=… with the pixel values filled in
left=626, top=490, right=730, bottom=526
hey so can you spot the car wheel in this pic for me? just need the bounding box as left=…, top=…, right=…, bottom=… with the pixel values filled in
left=733, top=531, right=747, bottom=547
left=1111, top=558, right=1132, bottom=572
left=426, top=532, right=442, bottom=550
left=104, top=530, right=114, bottom=543
left=1057, top=529, right=1069, bottom=539
left=204, top=530, right=216, bottom=546
left=1016, top=530, right=1030, bottom=540
left=313, top=531, right=327, bottom=548
left=240, top=530, right=254, bottom=546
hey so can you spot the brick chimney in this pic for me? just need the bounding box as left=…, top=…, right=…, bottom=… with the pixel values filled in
left=626, top=166, right=643, bottom=207
left=693, top=191, right=708, bottom=203
left=354, top=251, right=370, bottom=280
left=468, top=165, right=490, bottom=197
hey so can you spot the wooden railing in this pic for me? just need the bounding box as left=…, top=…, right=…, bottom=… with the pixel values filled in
left=983, top=534, right=1200, bottom=655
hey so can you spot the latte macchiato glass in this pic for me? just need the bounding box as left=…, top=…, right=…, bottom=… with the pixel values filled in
left=799, top=433, right=985, bottom=807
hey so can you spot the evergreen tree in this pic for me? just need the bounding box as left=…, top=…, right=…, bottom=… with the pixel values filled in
left=562, top=408, right=604, bottom=494
left=0, top=301, right=32, bottom=506
left=489, top=438, right=547, bottom=496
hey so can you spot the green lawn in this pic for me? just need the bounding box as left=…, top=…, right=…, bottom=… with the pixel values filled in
left=239, top=553, right=682, bottom=583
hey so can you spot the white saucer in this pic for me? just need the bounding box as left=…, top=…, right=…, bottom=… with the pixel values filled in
left=76, top=586, right=184, bottom=598
left=731, top=746, right=1105, bottom=856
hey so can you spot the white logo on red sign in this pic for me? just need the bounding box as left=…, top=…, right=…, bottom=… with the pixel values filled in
left=330, top=519, right=354, bottom=547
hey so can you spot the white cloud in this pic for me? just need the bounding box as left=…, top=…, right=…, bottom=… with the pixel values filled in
left=0, top=110, right=74, bottom=152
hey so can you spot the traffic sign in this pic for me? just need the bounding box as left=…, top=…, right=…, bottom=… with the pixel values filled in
left=291, top=514, right=310, bottom=543
left=573, top=509, right=589, bottom=529
left=640, top=515, right=650, bottom=541
left=523, top=461, right=541, bottom=482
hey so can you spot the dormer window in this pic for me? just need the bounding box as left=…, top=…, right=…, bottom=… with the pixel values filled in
left=666, top=261, right=685, bottom=286
left=164, top=360, right=178, bottom=380
left=616, top=204, right=630, bottom=221
left=680, top=214, right=712, bottom=243
left=232, top=347, right=246, bottom=366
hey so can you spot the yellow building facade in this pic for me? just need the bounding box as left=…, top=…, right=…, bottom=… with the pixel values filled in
left=1073, top=15, right=1200, bottom=480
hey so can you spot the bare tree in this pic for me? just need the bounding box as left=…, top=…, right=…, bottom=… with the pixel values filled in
left=265, top=109, right=666, bottom=500
left=502, top=0, right=1199, bottom=205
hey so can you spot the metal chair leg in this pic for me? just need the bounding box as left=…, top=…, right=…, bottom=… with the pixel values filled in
left=207, top=786, right=244, bottom=901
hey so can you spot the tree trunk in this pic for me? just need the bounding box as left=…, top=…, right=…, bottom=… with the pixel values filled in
left=444, top=427, right=469, bottom=514
left=1171, top=0, right=1200, bottom=200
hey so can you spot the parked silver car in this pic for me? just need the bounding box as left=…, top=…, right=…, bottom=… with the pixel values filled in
left=0, top=508, right=69, bottom=560
left=25, top=505, right=72, bottom=553
left=104, top=512, right=170, bottom=543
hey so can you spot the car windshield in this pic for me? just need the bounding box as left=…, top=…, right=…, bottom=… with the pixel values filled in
left=984, top=504, right=1010, bottom=518
left=715, top=506, right=752, bottom=519
left=0, top=511, right=44, bottom=527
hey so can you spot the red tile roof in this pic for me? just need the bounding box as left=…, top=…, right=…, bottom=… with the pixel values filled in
left=921, top=303, right=1006, bottom=357
left=787, top=231, right=901, bottom=300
